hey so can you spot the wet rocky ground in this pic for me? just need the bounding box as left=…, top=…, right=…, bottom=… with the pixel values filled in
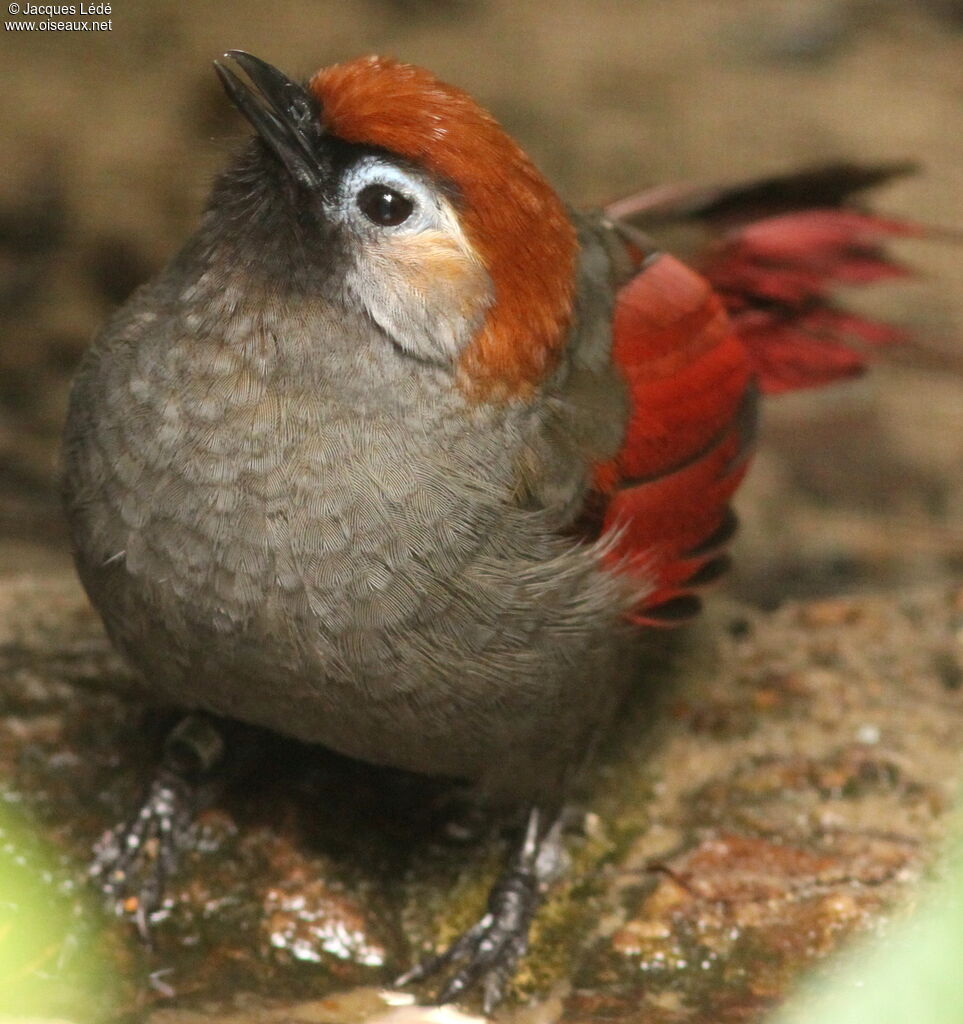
left=2, top=573, right=963, bottom=1022
left=1, top=1, right=962, bottom=1021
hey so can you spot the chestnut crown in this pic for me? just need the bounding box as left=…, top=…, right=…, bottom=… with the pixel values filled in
left=215, top=51, right=577, bottom=398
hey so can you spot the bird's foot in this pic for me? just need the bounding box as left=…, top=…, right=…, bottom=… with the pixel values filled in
left=89, top=714, right=225, bottom=941
left=396, top=807, right=566, bottom=1013
left=90, top=767, right=195, bottom=940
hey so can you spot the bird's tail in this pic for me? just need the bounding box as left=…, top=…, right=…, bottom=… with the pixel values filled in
left=596, top=163, right=932, bottom=626
left=606, top=162, right=924, bottom=394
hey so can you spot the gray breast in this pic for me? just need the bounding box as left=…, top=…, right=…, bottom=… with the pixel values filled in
left=61, top=234, right=637, bottom=796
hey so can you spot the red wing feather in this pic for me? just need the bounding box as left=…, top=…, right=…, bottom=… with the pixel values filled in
left=592, top=163, right=918, bottom=624
left=591, top=253, right=755, bottom=625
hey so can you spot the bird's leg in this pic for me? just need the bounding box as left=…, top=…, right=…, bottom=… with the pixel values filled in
left=89, top=712, right=227, bottom=941
left=396, top=805, right=568, bottom=1013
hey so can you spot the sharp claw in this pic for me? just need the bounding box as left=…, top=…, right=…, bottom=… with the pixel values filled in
left=482, top=971, right=506, bottom=1017
left=519, top=807, right=541, bottom=865
left=393, top=964, right=425, bottom=988
left=134, top=900, right=153, bottom=945
left=401, top=874, right=536, bottom=1007
left=394, top=806, right=566, bottom=1010
left=395, top=951, right=446, bottom=987
left=395, top=913, right=491, bottom=988
left=436, top=966, right=474, bottom=1005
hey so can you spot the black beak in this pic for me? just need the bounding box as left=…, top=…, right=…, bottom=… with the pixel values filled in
left=213, top=50, right=325, bottom=189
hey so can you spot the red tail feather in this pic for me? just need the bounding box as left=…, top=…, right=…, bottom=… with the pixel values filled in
left=702, top=209, right=918, bottom=393
left=592, top=164, right=919, bottom=623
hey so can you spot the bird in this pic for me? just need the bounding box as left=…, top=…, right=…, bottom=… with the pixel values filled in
left=60, top=50, right=919, bottom=1011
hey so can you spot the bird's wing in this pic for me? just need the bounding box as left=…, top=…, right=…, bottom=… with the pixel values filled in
left=590, top=163, right=919, bottom=625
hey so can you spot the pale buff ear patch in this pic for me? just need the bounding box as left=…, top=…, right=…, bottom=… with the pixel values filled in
left=380, top=231, right=492, bottom=324
left=347, top=218, right=494, bottom=365
left=312, top=57, right=577, bottom=399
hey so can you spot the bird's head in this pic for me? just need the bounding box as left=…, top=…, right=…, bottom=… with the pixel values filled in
left=212, top=51, right=578, bottom=401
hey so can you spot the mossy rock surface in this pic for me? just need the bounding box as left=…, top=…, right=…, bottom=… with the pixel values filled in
left=1, top=573, right=962, bottom=1022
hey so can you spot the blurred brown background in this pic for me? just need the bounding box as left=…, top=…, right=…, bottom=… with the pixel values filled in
left=1, top=0, right=961, bottom=602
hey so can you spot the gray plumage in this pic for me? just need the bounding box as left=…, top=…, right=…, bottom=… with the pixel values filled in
left=61, top=137, right=641, bottom=802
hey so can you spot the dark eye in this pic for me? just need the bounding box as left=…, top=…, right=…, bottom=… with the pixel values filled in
left=357, top=184, right=414, bottom=227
